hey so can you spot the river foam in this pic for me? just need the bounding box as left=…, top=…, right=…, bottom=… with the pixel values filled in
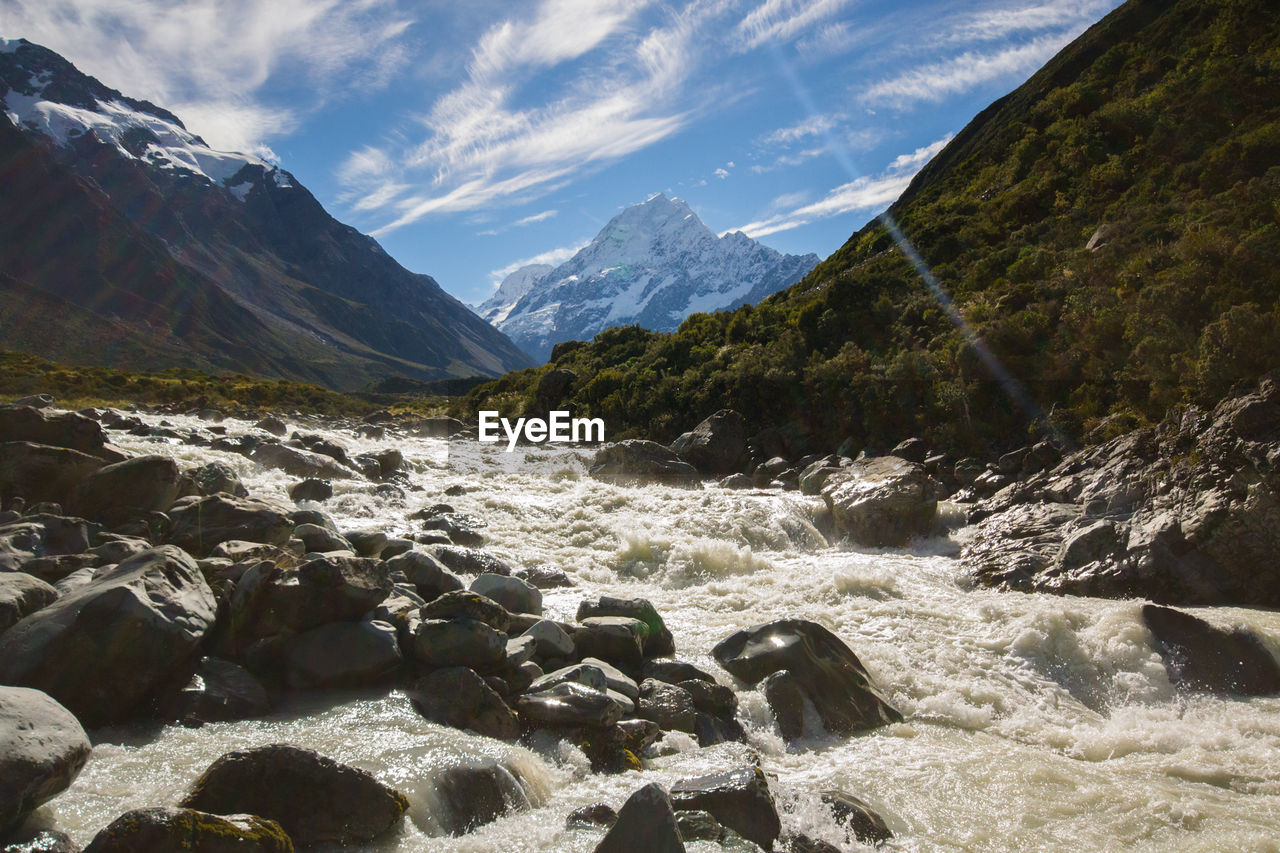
left=31, top=412, right=1280, bottom=850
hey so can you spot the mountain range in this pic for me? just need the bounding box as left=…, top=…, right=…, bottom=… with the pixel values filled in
left=0, top=38, right=532, bottom=390
left=477, top=194, right=819, bottom=362
left=459, top=0, right=1280, bottom=454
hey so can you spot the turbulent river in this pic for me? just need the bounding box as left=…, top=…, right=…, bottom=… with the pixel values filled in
left=38, top=413, right=1280, bottom=851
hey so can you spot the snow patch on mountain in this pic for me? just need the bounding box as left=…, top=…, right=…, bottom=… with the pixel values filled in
left=493, top=194, right=819, bottom=361
left=474, top=263, right=554, bottom=325
left=2, top=39, right=279, bottom=197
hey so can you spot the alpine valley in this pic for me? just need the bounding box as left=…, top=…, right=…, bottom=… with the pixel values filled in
left=0, top=38, right=533, bottom=390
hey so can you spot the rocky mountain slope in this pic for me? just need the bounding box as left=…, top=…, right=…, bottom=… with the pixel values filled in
left=474, top=264, right=554, bottom=326
left=491, top=195, right=818, bottom=362
left=0, top=39, right=532, bottom=390
left=459, top=0, right=1280, bottom=455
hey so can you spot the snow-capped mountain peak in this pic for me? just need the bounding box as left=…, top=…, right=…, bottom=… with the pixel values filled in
left=1, top=38, right=280, bottom=197
left=490, top=195, right=820, bottom=362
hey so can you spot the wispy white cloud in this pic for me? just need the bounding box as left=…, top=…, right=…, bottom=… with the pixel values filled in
left=714, top=167, right=730, bottom=179
left=732, top=134, right=949, bottom=238
left=514, top=209, right=558, bottom=226
left=761, top=113, right=841, bottom=146
left=489, top=240, right=588, bottom=286
left=2, top=0, right=414, bottom=156
left=942, top=0, right=1114, bottom=43
left=861, top=32, right=1077, bottom=108
left=733, top=0, right=854, bottom=52
left=347, top=0, right=740, bottom=232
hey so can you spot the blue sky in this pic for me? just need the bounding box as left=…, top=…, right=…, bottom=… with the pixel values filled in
left=2, top=0, right=1121, bottom=305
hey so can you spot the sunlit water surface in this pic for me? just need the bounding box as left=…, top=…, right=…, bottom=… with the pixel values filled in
left=34, top=414, right=1280, bottom=851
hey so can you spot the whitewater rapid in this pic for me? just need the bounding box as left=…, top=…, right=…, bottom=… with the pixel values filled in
left=38, top=413, right=1280, bottom=850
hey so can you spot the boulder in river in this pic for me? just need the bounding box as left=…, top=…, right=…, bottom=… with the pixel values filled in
left=0, top=546, right=217, bottom=727
left=471, top=572, right=542, bottom=616
left=637, top=679, right=696, bottom=733
left=251, top=442, right=354, bottom=480
left=409, top=666, right=518, bottom=740
left=574, top=617, right=646, bottom=672
left=430, top=545, right=515, bottom=577
left=516, top=681, right=622, bottom=729
left=577, top=595, right=674, bottom=657
left=228, top=555, right=392, bottom=647
left=0, top=441, right=104, bottom=507
left=72, top=454, right=180, bottom=527
left=180, top=744, right=408, bottom=847
left=188, top=461, right=249, bottom=498
left=670, top=766, right=781, bottom=851
left=1142, top=604, right=1280, bottom=695
left=588, top=440, right=699, bottom=487
left=713, top=619, right=901, bottom=739
left=282, top=620, right=402, bottom=689
left=0, top=686, right=92, bottom=837
left=420, top=589, right=511, bottom=632
left=821, top=789, right=893, bottom=844
left=167, top=493, right=294, bottom=557
left=0, top=405, right=108, bottom=455
left=385, top=550, right=464, bottom=601
left=821, top=456, right=937, bottom=547
left=158, top=657, right=271, bottom=726
left=670, top=409, right=748, bottom=476
left=432, top=761, right=531, bottom=836
left=408, top=618, right=507, bottom=670
left=0, top=514, right=90, bottom=573
left=0, top=572, right=58, bottom=635
left=595, top=782, right=685, bottom=853
left=82, top=806, right=293, bottom=852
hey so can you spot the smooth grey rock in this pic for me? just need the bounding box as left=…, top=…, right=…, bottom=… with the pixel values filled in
left=289, top=478, right=332, bottom=503
left=670, top=766, right=781, bottom=851
left=0, top=407, right=106, bottom=455
left=0, top=547, right=217, bottom=726
left=822, top=789, right=893, bottom=844
left=577, top=596, right=674, bottom=657
left=529, top=663, right=608, bottom=695
left=73, top=455, right=180, bottom=527
left=158, top=657, right=271, bottom=725
left=521, top=619, right=575, bottom=659
left=0, top=514, right=90, bottom=574
left=385, top=550, right=464, bottom=601
left=0, top=686, right=91, bottom=836
left=517, top=681, right=622, bottom=728
left=574, top=617, right=645, bottom=672
left=284, top=620, right=402, bottom=689
left=293, top=522, right=352, bottom=554
left=580, top=657, right=640, bottom=700
left=0, top=572, right=57, bottom=635
left=713, top=619, right=901, bottom=739
left=1143, top=604, right=1280, bottom=695
left=566, top=802, right=617, bottom=830
left=637, top=679, right=696, bottom=733
left=506, top=634, right=537, bottom=666
left=595, top=783, right=685, bottom=853
left=409, top=618, right=506, bottom=670
left=822, top=456, right=937, bottom=546
left=430, top=545, right=514, bottom=577
left=0, top=442, right=104, bottom=509
left=409, top=667, right=518, bottom=740
left=431, top=761, right=530, bottom=836
left=251, top=442, right=354, bottom=480
left=181, top=744, right=408, bottom=847
left=167, top=494, right=294, bottom=557
left=471, top=572, right=542, bottom=616
left=229, top=555, right=391, bottom=647
left=588, top=440, right=699, bottom=487
left=420, top=589, right=511, bottom=632
left=670, top=410, right=748, bottom=476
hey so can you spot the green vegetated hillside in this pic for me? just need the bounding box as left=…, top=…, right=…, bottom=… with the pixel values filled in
left=458, top=0, right=1280, bottom=457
